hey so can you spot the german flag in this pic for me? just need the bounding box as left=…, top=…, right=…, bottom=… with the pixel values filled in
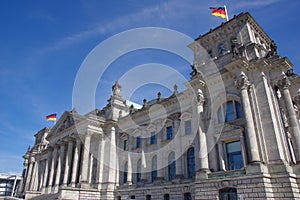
left=210, top=7, right=227, bottom=19
left=46, top=113, right=57, bottom=121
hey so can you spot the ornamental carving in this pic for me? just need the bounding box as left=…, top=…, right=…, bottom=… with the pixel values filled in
left=236, top=72, right=251, bottom=90
left=197, top=88, right=205, bottom=105
left=277, top=73, right=291, bottom=90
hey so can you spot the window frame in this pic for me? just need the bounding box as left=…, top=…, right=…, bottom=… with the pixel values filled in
left=226, top=141, right=244, bottom=170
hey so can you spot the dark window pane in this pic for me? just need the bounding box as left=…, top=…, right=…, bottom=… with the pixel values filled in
left=168, top=152, right=176, bottom=181
left=219, top=188, right=237, bottom=200
left=136, top=137, right=141, bottom=148
left=226, top=141, right=244, bottom=170
left=187, top=147, right=195, bottom=178
left=235, top=101, right=243, bottom=118
left=123, top=140, right=127, bottom=150
left=164, top=194, right=170, bottom=200
left=167, top=126, right=173, bottom=140
left=150, top=132, right=156, bottom=144
left=225, top=101, right=236, bottom=122
left=184, top=192, right=192, bottom=200
left=219, top=44, right=226, bottom=55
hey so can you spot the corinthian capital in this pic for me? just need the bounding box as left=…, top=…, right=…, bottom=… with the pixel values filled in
left=236, top=72, right=251, bottom=90
left=277, top=72, right=291, bottom=90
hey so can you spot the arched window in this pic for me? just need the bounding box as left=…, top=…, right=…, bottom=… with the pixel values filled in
left=187, top=147, right=195, bottom=178
left=184, top=192, right=192, bottom=200
left=151, top=155, right=157, bottom=182
left=219, top=187, right=237, bottom=200
left=136, top=159, right=141, bottom=182
left=123, top=162, right=128, bottom=184
left=218, top=100, right=243, bottom=123
left=168, top=152, right=176, bottom=181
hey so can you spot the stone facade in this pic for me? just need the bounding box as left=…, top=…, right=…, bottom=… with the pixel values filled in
left=19, top=12, right=300, bottom=200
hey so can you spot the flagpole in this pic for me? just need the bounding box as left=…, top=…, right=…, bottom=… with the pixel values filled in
left=54, top=112, right=57, bottom=125
left=224, top=5, right=229, bottom=21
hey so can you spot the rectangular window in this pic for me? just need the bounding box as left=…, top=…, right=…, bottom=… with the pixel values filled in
left=226, top=141, right=244, bottom=170
left=185, top=120, right=192, bottom=135
left=150, top=132, right=156, bottom=144
left=123, top=140, right=127, bottom=150
left=166, top=126, right=173, bottom=140
left=136, top=137, right=141, bottom=148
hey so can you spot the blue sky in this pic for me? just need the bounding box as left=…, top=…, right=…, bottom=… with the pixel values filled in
left=0, top=0, right=299, bottom=174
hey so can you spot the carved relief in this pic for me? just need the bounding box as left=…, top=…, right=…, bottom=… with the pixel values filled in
left=236, top=72, right=251, bottom=90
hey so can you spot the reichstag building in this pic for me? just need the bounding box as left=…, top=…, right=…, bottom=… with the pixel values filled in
left=19, top=13, right=300, bottom=200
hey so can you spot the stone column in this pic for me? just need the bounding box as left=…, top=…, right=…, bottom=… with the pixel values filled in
left=42, top=150, right=51, bottom=192
left=63, top=139, right=74, bottom=186
left=108, top=127, right=117, bottom=184
left=48, top=146, right=58, bottom=190
left=80, top=131, right=92, bottom=188
left=24, top=157, right=34, bottom=191
left=196, top=89, right=209, bottom=172
left=218, top=141, right=226, bottom=171
left=278, top=74, right=300, bottom=163
left=236, top=72, right=260, bottom=163
left=88, top=153, right=94, bottom=184
left=54, top=144, right=64, bottom=192
left=240, top=135, right=248, bottom=167
left=96, top=135, right=105, bottom=189
left=71, top=137, right=81, bottom=187
left=19, top=159, right=28, bottom=194
left=30, top=159, right=39, bottom=191
left=294, top=90, right=300, bottom=121
left=126, top=153, right=133, bottom=184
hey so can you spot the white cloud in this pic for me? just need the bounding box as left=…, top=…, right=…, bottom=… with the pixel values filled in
left=231, top=0, right=282, bottom=10
left=38, top=0, right=207, bottom=53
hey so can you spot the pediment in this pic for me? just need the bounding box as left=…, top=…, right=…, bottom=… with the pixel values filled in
left=47, top=111, right=77, bottom=139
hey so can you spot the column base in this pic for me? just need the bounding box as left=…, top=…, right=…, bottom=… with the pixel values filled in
left=80, top=181, right=90, bottom=189
left=71, top=182, right=77, bottom=188
left=245, top=162, right=266, bottom=175
left=153, top=177, right=165, bottom=185
left=53, top=184, right=59, bottom=193
left=196, top=169, right=210, bottom=179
